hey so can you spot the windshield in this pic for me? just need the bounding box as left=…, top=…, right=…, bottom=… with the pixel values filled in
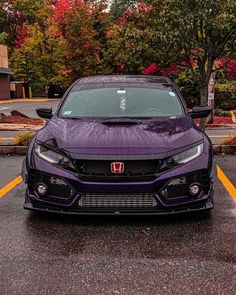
left=59, top=85, right=184, bottom=118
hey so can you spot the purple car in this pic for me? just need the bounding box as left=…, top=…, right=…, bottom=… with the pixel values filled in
left=22, top=75, right=214, bottom=215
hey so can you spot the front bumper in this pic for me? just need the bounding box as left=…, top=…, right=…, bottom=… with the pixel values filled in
left=24, top=190, right=214, bottom=215
left=23, top=147, right=215, bottom=215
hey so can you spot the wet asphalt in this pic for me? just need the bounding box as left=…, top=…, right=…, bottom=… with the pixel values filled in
left=0, top=156, right=236, bottom=295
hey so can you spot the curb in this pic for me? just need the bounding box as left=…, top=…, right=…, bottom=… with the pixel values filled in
left=206, top=124, right=235, bottom=130
left=0, top=146, right=27, bottom=155
left=0, top=145, right=236, bottom=156
left=0, top=98, right=61, bottom=105
left=213, top=145, right=236, bottom=155
left=0, top=124, right=44, bottom=131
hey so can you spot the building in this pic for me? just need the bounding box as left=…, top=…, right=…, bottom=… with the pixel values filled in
left=0, top=45, right=12, bottom=100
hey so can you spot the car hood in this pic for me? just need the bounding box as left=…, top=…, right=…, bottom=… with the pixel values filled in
left=37, top=116, right=203, bottom=156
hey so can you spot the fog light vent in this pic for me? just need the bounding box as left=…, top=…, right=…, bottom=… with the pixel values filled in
left=159, top=173, right=203, bottom=199
left=33, top=172, right=76, bottom=199
left=36, top=183, right=48, bottom=196
left=189, top=183, right=201, bottom=196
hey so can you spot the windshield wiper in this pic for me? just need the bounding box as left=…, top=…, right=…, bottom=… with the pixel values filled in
left=61, top=117, right=81, bottom=120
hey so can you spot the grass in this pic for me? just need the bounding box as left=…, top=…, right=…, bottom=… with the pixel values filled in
left=14, top=132, right=34, bottom=146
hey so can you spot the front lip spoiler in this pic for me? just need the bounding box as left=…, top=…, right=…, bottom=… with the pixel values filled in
left=24, top=194, right=214, bottom=216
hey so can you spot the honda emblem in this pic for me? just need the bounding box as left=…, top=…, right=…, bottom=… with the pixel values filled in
left=111, top=162, right=125, bottom=174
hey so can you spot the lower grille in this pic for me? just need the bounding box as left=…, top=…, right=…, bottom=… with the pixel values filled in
left=78, top=193, right=157, bottom=208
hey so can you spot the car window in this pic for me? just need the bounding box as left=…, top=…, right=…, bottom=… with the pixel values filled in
left=59, top=87, right=184, bottom=118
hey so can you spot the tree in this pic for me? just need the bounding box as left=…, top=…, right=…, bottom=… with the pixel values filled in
left=151, top=0, right=236, bottom=122
left=106, top=3, right=171, bottom=74
left=0, top=0, right=47, bottom=50
left=55, top=0, right=109, bottom=79
left=10, top=16, right=69, bottom=94
left=109, top=0, right=152, bottom=20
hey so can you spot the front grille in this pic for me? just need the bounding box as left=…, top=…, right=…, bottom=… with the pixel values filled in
left=78, top=193, right=157, bottom=208
left=76, top=160, right=160, bottom=177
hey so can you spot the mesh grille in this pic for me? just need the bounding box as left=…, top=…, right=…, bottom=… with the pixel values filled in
left=78, top=193, right=157, bottom=208
left=76, top=160, right=159, bottom=176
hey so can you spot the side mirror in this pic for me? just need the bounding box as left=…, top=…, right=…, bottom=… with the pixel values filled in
left=36, top=108, right=53, bottom=119
left=188, top=106, right=211, bottom=119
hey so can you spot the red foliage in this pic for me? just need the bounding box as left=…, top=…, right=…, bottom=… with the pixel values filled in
left=60, top=69, right=72, bottom=76
left=195, top=116, right=233, bottom=126
left=217, top=58, right=236, bottom=79
left=179, top=56, right=196, bottom=68
left=83, top=43, right=90, bottom=49
left=143, top=63, right=179, bottom=76
left=213, top=116, right=233, bottom=124
left=117, top=2, right=152, bottom=24
left=56, top=30, right=63, bottom=37
left=14, top=24, right=29, bottom=49
left=143, top=63, right=158, bottom=75
left=54, top=0, right=71, bottom=24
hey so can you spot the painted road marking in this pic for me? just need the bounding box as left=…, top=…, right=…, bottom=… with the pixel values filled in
left=0, top=176, right=22, bottom=198
left=217, top=165, right=236, bottom=202
left=0, top=107, right=11, bottom=111
left=0, top=99, right=61, bottom=105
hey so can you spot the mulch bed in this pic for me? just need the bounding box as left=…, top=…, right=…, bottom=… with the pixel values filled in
left=220, top=135, right=236, bottom=145
left=195, top=115, right=234, bottom=126
left=211, top=116, right=233, bottom=124
left=0, top=114, right=44, bottom=125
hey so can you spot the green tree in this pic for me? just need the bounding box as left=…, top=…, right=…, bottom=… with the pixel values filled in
left=105, top=2, right=178, bottom=74
left=107, top=0, right=236, bottom=127
left=109, top=0, right=152, bottom=20
left=155, top=0, right=236, bottom=108
left=10, top=17, right=69, bottom=94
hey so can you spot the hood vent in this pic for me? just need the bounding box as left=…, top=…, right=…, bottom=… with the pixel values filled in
left=101, top=118, right=140, bottom=126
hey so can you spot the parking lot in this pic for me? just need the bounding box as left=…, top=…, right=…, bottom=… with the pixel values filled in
left=0, top=155, right=236, bottom=294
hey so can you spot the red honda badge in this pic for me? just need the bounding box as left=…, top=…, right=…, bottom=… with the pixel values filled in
left=111, top=162, right=125, bottom=174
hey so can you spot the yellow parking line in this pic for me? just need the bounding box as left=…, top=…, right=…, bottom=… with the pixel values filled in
left=217, top=165, right=236, bottom=202
left=0, top=98, right=61, bottom=105
left=0, top=99, right=61, bottom=104
left=0, top=176, right=22, bottom=198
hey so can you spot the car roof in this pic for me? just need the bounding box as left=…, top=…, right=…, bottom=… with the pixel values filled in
left=75, top=75, right=173, bottom=86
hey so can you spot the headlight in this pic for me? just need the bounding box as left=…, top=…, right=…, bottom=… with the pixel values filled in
left=35, top=143, right=75, bottom=170
left=171, top=143, right=203, bottom=164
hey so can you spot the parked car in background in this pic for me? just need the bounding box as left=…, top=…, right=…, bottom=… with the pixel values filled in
left=47, top=83, right=64, bottom=99
left=22, top=75, right=214, bottom=216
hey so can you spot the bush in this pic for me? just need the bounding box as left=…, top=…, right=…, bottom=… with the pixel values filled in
left=220, top=135, right=236, bottom=145
left=14, top=132, right=34, bottom=146
left=215, top=82, right=236, bottom=110
left=214, top=109, right=232, bottom=117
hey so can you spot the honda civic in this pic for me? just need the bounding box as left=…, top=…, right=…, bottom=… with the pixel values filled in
left=22, top=75, right=214, bottom=215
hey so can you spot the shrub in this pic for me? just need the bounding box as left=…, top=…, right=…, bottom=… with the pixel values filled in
left=219, top=135, right=236, bottom=146
left=14, top=132, right=34, bottom=146
left=214, top=109, right=232, bottom=117
left=215, top=82, right=236, bottom=110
